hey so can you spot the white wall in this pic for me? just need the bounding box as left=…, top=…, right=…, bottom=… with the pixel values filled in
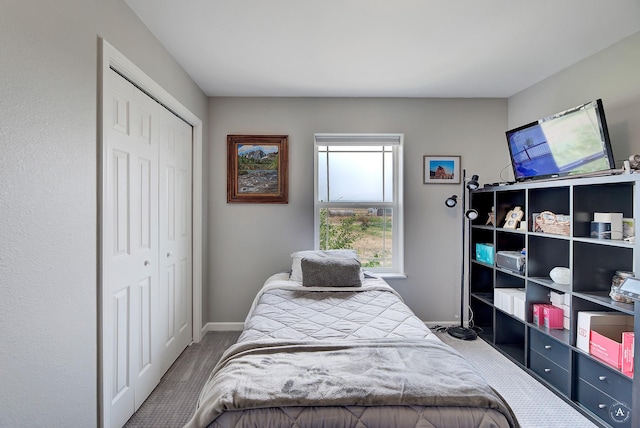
left=508, top=31, right=640, bottom=169
left=0, top=1, right=207, bottom=426
left=207, top=97, right=508, bottom=324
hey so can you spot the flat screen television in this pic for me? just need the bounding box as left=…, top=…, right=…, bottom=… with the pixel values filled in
left=506, top=99, right=615, bottom=182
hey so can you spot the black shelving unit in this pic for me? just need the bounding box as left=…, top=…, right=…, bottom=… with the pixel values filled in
left=469, top=174, right=640, bottom=428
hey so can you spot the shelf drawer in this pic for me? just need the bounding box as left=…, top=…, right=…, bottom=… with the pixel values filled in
left=529, top=328, right=570, bottom=370
left=575, top=378, right=632, bottom=428
left=529, top=350, right=569, bottom=395
left=575, top=353, right=632, bottom=402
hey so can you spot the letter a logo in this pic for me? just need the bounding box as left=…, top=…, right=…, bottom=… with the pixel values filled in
left=609, top=402, right=631, bottom=424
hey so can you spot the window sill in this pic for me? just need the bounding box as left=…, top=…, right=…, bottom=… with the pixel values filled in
left=377, top=272, right=407, bottom=280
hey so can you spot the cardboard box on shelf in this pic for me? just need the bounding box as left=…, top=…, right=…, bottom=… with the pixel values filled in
left=576, top=311, right=633, bottom=353
left=590, top=317, right=634, bottom=369
left=622, top=332, right=634, bottom=376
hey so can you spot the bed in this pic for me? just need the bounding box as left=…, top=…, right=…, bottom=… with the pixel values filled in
left=185, top=251, right=519, bottom=428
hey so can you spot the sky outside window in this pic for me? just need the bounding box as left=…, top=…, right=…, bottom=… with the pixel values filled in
left=318, top=146, right=392, bottom=202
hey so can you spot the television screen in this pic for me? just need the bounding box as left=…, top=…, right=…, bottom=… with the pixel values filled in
left=506, top=99, right=615, bottom=182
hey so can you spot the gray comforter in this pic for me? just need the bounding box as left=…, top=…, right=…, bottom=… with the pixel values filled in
left=185, top=273, right=519, bottom=428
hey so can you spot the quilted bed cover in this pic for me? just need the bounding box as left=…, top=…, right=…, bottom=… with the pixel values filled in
left=185, top=273, right=519, bottom=428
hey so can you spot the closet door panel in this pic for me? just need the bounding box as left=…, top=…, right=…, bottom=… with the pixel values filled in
left=103, top=69, right=160, bottom=427
left=158, top=107, right=193, bottom=374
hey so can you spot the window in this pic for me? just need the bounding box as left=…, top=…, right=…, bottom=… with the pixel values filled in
left=314, top=133, right=404, bottom=277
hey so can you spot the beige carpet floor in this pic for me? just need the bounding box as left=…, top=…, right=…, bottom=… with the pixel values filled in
left=437, top=331, right=597, bottom=428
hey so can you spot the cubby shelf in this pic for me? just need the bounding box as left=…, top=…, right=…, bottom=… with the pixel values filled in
left=469, top=173, right=640, bottom=428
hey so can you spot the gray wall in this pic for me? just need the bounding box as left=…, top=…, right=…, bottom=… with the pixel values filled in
left=508, top=31, right=640, bottom=171
left=0, top=1, right=207, bottom=426
left=206, top=31, right=640, bottom=328
left=207, top=97, right=509, bottom=324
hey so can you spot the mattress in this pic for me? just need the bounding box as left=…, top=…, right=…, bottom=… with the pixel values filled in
left=185, top=273, right=519, bottom=428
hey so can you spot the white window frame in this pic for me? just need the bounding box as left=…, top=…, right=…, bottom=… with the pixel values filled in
left=313, top=133, right=405, bottom=278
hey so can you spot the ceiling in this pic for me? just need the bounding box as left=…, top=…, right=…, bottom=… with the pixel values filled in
left=125, top=0, right=640, bottom=98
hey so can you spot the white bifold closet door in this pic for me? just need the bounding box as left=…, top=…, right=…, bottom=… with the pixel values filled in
left=158, top=92, right=193, bottom=376
left=102, top=68, right=192, bottom=428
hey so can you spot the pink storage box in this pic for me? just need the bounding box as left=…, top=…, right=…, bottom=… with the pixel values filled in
left=622, top=332, right=634, bottom=376
left=532, top=304, right=546, bottom=326
left=543, top=305, right=563, bottom=329
left=590, top=318, right=634, bottom=369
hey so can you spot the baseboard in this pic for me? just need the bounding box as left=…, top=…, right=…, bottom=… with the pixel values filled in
left=424, top=321, right=458, bottom=329
left=201, top=322, right=244, bottom=334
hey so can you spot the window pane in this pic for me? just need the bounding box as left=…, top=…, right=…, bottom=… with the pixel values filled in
left=318, top=151, right=328, bottom=201
left=317, top=146, right=395, bottom=203
left=318, top=207, right=393, bottom=269
left=326, top=152, right=385, bottom=202
left=384, top=151, right=393, bottom=202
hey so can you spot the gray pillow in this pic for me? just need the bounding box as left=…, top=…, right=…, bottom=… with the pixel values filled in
left=290, top=249, right=358, bottom=282
left=301, top=257, right=362, bottom=287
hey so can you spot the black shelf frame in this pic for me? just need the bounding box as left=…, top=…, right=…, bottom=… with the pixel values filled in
left=469, top=174, right=640, bottom=428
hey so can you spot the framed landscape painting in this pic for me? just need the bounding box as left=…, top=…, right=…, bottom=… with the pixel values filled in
left=423, top=155, right=461, bottom=184
left=227, top=135, right=289, bottom=203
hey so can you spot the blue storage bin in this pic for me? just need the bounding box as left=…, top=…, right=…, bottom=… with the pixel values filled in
left=475, top=243, right=494, bottom=264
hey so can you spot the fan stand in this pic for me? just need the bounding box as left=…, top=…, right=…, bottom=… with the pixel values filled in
left=446, top=169, right=478, bottom=341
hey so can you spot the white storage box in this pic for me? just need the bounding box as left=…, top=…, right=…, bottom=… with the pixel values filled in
left=494, top=288, right=525, bottom=318
left=550, top=291, right=565, bottom=306
left=512, top=291, right=526, bottom=321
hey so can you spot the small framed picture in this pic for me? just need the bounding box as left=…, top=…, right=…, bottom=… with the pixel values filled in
left=503, top=206, right=524, bottom=229
left=423, top=155, right=461, bottom=184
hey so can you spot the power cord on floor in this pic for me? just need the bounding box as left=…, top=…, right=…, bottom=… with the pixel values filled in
left=431, top=308, right=484, bottom=335
left=467, top=307, right=484, bottom=335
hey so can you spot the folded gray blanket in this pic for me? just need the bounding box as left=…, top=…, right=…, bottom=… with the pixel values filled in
left=185, top=338, right=519, bottom=428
